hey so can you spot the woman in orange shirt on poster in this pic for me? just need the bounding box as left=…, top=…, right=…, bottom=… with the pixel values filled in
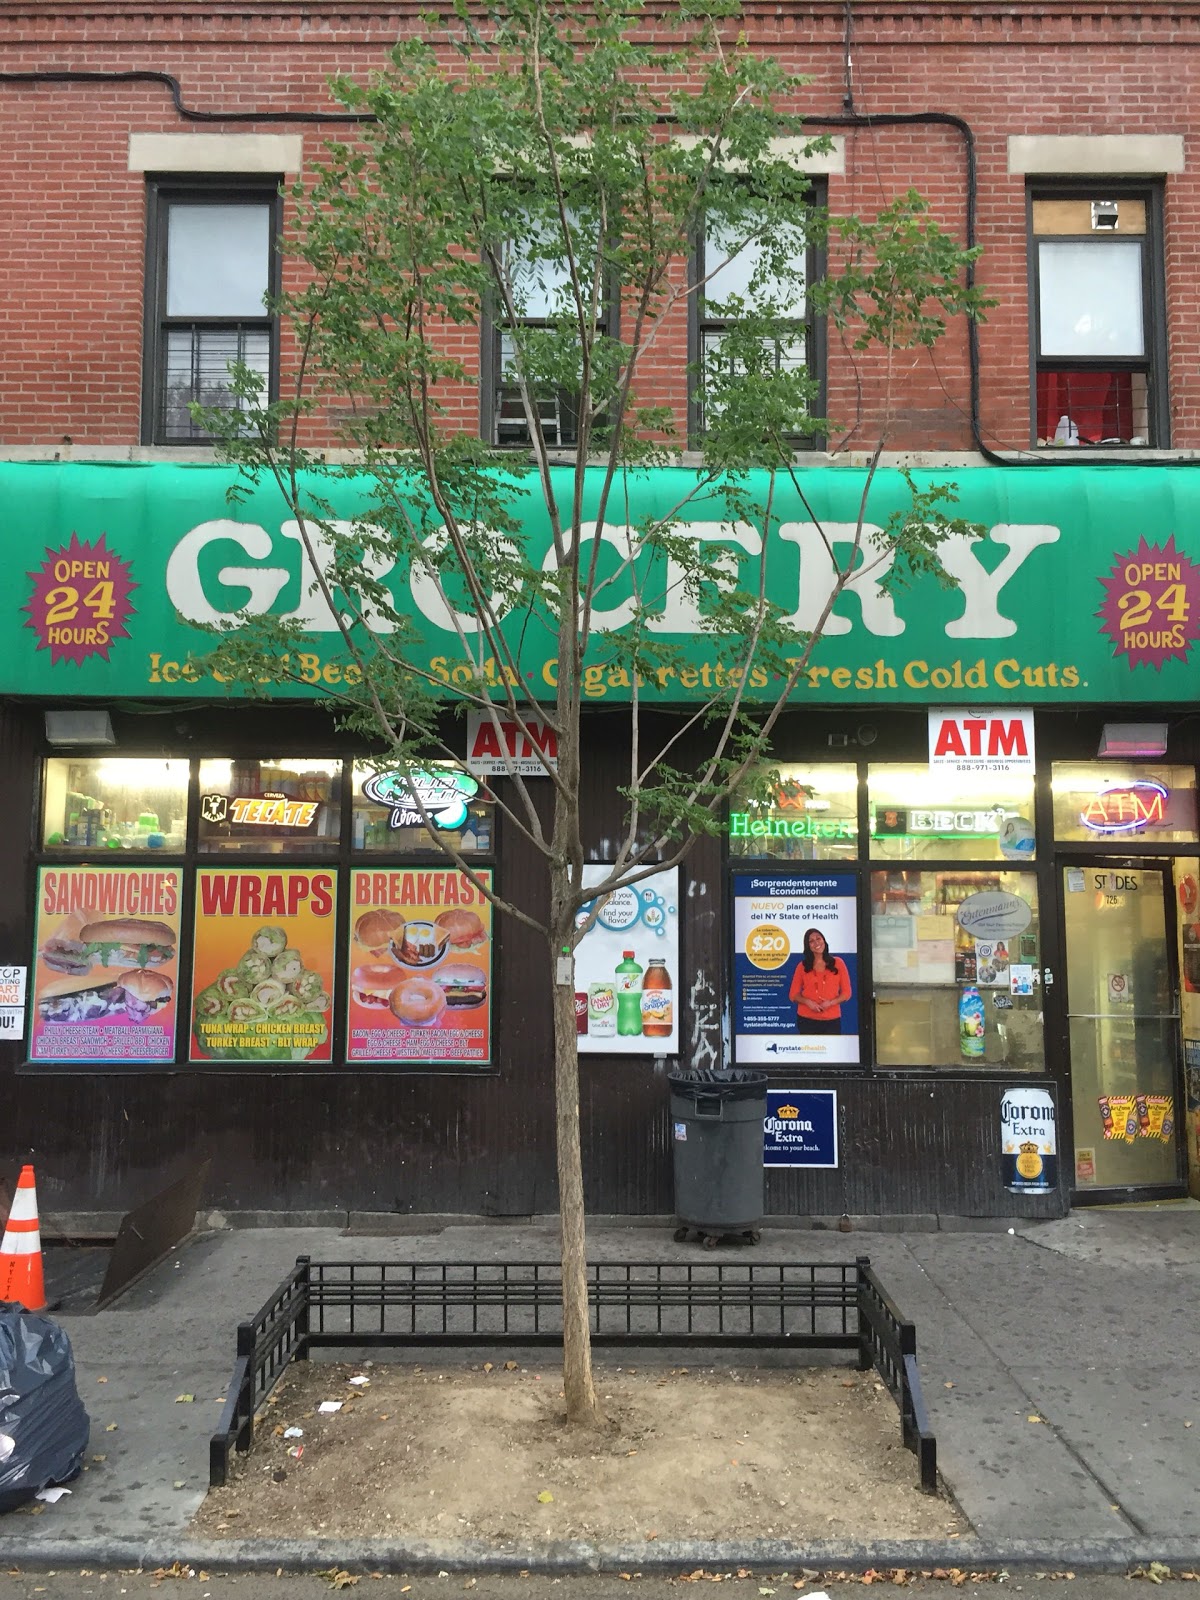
left=787, top=927, right=852, bottom=1034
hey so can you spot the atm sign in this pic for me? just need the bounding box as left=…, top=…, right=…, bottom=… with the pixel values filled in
left=928, top=708, right=1036, bottom=774
left=1081, top=780, right=1169, bottom=834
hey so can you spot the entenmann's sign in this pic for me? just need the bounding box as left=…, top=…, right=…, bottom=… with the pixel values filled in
left=10, top=462, right=1200, bottom=704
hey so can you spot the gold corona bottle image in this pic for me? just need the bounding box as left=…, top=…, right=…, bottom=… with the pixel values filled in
left=641, top=958, right=672, bottom=1037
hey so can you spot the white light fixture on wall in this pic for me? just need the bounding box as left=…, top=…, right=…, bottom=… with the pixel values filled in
left=44, top=710, right=116, bottom=747
left=1097, top=722, right=1168, bottom=758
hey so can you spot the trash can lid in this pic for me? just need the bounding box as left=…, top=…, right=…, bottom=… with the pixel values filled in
left=668, top=1069, right=767, bottom=1101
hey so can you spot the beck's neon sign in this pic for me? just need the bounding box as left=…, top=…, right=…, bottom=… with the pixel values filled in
left=1080, top=780, right=1169, bottom=834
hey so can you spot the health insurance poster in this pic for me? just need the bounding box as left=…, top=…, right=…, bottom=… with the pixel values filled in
left=733, top=872, right=860, bottom=1065
left=30, top=864, right=182, bottom=1065
left=575, top=865, right=679, bottom=1055
left=190, top=869, right=336, bottom=1064
left=347, top=867, right=492, bottom=1065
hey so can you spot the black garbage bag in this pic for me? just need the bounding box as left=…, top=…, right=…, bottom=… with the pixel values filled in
left=0, top=1302, right=90, bottom=1514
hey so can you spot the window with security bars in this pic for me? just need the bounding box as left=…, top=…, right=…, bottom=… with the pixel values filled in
left=144, top=186, right=279, bottom=445
left=1030, top=187, right=1166, bottom=447
left=691, top=203, right=821, bottom=443
left=483, top=214, right=607, bottom=450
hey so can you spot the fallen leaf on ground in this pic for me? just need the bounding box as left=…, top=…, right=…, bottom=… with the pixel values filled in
left=104, top=1423, right=118, bottom=1432
left=505, top=1361, right=519, bottom=1371
left=1027, top=1414, right=1044, bottom=1423
left=537, top=1490, right=554, bottom=1503
left=175, top=1394, right=194, bottom=1404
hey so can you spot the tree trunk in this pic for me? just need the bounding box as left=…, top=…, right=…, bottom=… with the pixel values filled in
left=551, top=950, right=604, bottom=1427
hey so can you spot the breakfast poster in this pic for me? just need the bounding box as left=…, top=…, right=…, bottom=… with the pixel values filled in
left=30, top=865, right=182, bottom=1064
left=190, top=869, right=336, bottom=1064
left=347, top=868, right=492, bottom=1065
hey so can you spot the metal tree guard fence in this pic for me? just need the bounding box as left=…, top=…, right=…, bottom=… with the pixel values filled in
left=210, top=1254, right=937, bottom=1494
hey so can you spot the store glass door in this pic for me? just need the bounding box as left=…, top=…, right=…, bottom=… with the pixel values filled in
left=1063, top=864, right=1183, bottom=1194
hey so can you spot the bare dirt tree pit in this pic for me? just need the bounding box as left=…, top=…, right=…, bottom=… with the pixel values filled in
left=195, top=1360, right=965, bottom=1545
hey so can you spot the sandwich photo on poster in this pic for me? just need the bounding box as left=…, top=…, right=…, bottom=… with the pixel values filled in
left=733, top=872, right=860, bottom=1065
left=347, top=868, right=492, bottom=1064
left=30, top=866, right=181, bottom=1064
left=574, top=866, right=679, bottom=1056
left=190, top=870, right=336, bottom=1064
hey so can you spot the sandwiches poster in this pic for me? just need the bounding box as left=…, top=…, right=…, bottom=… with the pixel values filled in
left=190, top=869, right=336, bottom=1064
left=31, top=866, right=181, bottom=1063
left=347, top=868, right=492, bottom=1064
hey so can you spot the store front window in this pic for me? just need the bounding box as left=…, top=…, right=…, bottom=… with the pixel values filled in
left=871, top=869, right=1044, bottom=1070
left=1051, top=762, right=1198, bottom=845
left=42, top=758, right=190, bottom=851
left=198, top=759, right=341, bottom=855
left=30, top=753, right=496, bottom=1073
left=869, top=765, right=1037, bottom=863
left=728, top=764, right=857, bottom=861
left=350, top=762, right=494, bottom=854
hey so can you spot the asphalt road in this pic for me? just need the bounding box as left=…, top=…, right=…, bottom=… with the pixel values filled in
left=0, top=1570, right=1171, bottom=1600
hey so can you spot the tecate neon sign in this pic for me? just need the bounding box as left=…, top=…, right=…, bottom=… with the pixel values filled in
left=1080, top=780, right=1169, bottom=834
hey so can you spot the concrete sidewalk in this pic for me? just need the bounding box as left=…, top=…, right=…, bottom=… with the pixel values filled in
left=1, top=1205, right=1198, bottom=1572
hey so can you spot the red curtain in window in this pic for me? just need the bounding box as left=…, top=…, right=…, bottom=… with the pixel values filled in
left=1037, top=370, right=1133, bottom=443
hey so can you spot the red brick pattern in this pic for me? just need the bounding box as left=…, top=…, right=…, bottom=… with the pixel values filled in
left=2, top=2, right=1197, bottom=450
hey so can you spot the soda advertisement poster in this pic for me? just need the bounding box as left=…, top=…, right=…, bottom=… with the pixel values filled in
left=30, top=865, right=182, bottom=1064
left=347, top=868, right=493, bottom=1065
left=575, top=866, right=679, bottom=1056
left=190, top=870, right=336, bottom=1064
left=733, top=872, right=860, bottom=1066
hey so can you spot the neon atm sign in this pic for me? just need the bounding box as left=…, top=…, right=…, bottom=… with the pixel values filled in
left=1080, top=780, right=1169, bottom=835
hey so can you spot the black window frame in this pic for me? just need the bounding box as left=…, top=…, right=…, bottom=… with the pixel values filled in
left=688, top=180, right=827, bottom=449
left=1027, top=179, right=1169, bottom=449
left=142, top=177, right=283, bottom=447
left=28, top=752, right=499, bottom=1075
left=479, top=216, right=618, bottom=452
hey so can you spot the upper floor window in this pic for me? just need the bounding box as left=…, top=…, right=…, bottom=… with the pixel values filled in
left=1031, top=185, right=1166, bottom=448
left=143, top=183, right=279, bottom=445
left=481, top=211, right=610, bottom=450
left=691, top=194, right=823, bottom=445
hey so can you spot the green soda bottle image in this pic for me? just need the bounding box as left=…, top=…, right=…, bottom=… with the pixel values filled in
left=615, top=950, right=643, bottom=1036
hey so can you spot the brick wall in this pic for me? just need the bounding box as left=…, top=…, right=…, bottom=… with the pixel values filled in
left=2, top=1, right=1196, bottom=452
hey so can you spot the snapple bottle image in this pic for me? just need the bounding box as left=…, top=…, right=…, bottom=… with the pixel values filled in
left=615, top=951, right=643, bottom=1036
left=641, top=958, right=672, bottom=1037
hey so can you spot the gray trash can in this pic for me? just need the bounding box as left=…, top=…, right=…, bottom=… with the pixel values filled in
left=669, top=1070, right=768, bottom=1245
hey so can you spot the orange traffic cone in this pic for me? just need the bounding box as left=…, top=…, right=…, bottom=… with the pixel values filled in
left=0, top=1165, right=47, bottom=1313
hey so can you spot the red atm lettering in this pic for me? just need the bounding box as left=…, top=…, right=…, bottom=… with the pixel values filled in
left=934, top=717, right=1028, bottom=757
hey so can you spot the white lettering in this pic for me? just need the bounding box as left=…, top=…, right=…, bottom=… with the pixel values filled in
left=408, top=525, right=518, bottom=636
left=165, top=520, right=288, bottom=624
left=776, top=523, right=904, bottom=637
left=646, top=522, right=762, bottom=635
left=543, top=523, right=640, bottom=632
left=942, top=525, right=1060, bottom=638
left=277, top=520, right=397, bottom=634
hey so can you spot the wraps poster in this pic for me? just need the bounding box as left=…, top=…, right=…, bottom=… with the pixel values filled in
left=733, top=872, right=860, bottom=1065
left=30, top=865, right=182, bottom=1064
left=575, top=866, right=679, bottom=1056
left=190, top=870, right=336, bottom=1064
left=347, top=868, right=492, bottom=1064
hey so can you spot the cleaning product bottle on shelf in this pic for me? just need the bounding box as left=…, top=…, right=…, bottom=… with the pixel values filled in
left=959, top=985, right=986, bottom=1060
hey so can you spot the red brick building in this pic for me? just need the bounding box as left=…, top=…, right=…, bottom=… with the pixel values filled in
left=2, top=3, right=1199, bottom=1223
